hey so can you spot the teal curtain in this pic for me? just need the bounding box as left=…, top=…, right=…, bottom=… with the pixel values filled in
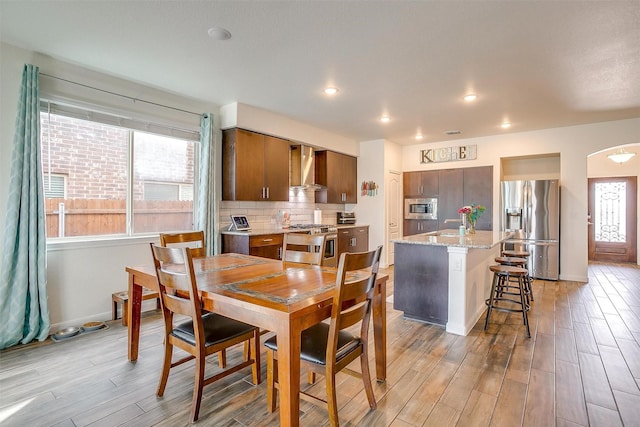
left=196, top=113, right=218, bottom=255
left=0, top=64, right=50, bottom=348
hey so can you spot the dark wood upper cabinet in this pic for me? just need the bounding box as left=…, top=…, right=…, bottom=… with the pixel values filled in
left=437, top=168, right=463, bottom=229
left=315, top=150, right=357, bottom=204
left=403, top=170, right=439, bottom=197
left=463, top=166, right=493, bottom=230
left=222, top=128, right=290, bottom=201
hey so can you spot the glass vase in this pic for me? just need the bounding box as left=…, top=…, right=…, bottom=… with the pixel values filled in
left=467, top=218, right=476, bottom=234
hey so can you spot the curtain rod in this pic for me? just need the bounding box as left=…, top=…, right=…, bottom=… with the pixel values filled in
left=40, top=73, right=203, bottom=117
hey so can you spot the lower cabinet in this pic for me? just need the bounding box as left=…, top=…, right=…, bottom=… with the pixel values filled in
left=403, top=219, right=438, bottom=236
left=222, top=233, right=284, bottom=260
left=337, top=226, right=369, bottom=260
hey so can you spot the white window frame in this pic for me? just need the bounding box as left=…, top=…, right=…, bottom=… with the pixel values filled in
left=40, top=99, right=201, bottom=241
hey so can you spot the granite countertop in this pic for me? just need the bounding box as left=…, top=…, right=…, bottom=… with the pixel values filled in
left=391, top=229, right=512, bottom=249
left=220, top=223, right=368, bottom=236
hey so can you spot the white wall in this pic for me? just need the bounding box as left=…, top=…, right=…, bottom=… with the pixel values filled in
left=353, top=139, right=402, bottom=268
left=401, top=119, right=640, bottom=281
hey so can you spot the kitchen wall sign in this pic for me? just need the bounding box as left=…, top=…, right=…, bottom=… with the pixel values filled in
left=420, top=145, right=477, bottom=164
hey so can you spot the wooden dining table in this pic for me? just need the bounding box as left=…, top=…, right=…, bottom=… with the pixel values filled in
left=125, top=253, right=387, bottom=427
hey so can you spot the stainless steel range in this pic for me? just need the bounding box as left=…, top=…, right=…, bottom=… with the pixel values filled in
left=288, top=224, right=337, bottom=267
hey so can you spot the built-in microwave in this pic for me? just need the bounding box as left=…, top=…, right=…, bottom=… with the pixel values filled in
left=405, top=198, right=438, bottom=220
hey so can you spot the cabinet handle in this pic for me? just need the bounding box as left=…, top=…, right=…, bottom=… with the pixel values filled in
left=420, top=185, right=423, bottom=194
left=266, top=187, right=270, bottom=199
left=263, top=238, right=273, bottom=242
left=350, top=237, right=356, bottom=247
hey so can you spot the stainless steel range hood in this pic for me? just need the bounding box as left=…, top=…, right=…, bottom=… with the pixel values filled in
left=290, top=144, right=321, bottom=190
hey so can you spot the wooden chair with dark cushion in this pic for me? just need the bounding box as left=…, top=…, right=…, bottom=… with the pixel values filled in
left=150, top=244, right=261, bottom=423
left=281, top=232, right=327, bottom=265
left=160, top=230, right=206, bottom=258
left=160, top=230, right=231, bottom=366
left=264, top=245, right=383, bottom=427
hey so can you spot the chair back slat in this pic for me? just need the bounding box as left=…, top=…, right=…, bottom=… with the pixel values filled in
left=282, top=233, right=326, bottom=265
left=151, top=244, right=203, bottom=326
left=327, top=246, right=382, bottom=359
left=160, top=231, right=206, bottom=258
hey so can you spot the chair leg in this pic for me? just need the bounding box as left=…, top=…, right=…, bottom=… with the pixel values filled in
left=266, top=349, right=277, bottom=413
left=157, top=340, right=173, bottom=397
left=122, top=300, right=128, bottom=327
left=217, top=349, right=227, bottom=368
left=325, top=368, right=340, bottom=427
left=518, top=276, right=531, bottom=338
left=190, top=354, right=206, bottom=423
left=484, top=272, right=498, bottom=330
left=250, top=332, right=261, bottom=385
left=360, top=349, right=376, bottom=410
left=308, top=371, right=317, bottom=384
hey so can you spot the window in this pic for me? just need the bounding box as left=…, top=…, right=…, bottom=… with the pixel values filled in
left=41, top=102, right=199, bottom=239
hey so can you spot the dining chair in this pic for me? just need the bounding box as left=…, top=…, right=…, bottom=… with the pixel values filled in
left=159, top=230, right=233, bottom=367
left=264, top=245, right=383, bottom=427
left=159, top=230, right=206, bottom=257
left=281, top=232, right=326, bottom=265
left=150, top=244, right=261, bottom=423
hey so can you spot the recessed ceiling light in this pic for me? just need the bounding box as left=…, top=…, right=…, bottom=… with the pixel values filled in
left=501, top=122, right=511, bottom=129
left=324, top=87, right=339, bottom=96
left=207, top=27, right=232, bottom=40
left=380, top=115, right=390, bottom=123
left=415, top=133, right=424, bottom=140
left=463, top=94, right=477, bottom=102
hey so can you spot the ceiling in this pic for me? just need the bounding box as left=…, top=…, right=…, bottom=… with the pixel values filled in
left=1, top=1, right=639, bottom=146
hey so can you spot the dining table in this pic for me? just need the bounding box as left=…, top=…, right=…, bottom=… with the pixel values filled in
left=125, top=253, right=388, bottom=427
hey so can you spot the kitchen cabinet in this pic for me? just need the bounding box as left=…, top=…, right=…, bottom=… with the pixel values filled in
left=403, top=219, right=438, bottom=236
left=463, top=166, right=493, bottom=230
left=437, top=168, right=464, bottom=230
left=222, top=233, right=284, bottom=260
left=222, top=128, right=290, bottom=201
left=337, top=226, right=369, bottom=259
left=403, top=170, right=438, bottom=197
left=315, top=150, right=357, bottom=204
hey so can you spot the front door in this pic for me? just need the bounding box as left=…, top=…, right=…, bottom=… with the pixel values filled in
left=588, top=177, right=637, bottom=263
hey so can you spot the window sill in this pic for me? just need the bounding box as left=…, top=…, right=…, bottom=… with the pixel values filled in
left=46, top=235, right=158, bottom=252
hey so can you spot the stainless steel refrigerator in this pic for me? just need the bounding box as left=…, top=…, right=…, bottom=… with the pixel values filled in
left=500, top=180, right=560, bottom=280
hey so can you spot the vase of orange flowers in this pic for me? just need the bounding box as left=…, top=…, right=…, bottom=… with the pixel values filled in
left=457, top=203, right=486, bottom=234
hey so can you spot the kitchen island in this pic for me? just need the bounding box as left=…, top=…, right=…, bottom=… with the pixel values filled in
left=391, top=230, right=512, bottom=336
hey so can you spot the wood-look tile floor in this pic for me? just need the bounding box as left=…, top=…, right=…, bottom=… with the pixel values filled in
left=1, top=262, right=640, bottom=426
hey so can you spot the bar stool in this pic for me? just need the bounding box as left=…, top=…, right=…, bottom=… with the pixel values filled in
left=501, top=250, right=534, bottom=302
left=495, top=256, right=533, bottom=306
left=485, top=264, right=531, bottom=338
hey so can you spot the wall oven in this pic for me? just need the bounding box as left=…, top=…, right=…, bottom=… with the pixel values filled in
left=405, top=198, right=438, bottom=220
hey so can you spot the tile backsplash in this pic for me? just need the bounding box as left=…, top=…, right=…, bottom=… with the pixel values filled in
left=219, top=188, right=346, bottom=231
